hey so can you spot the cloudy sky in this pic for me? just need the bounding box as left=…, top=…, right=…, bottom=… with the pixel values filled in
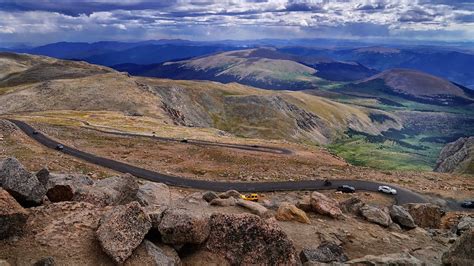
left=1, top=0, right=473, bottom=45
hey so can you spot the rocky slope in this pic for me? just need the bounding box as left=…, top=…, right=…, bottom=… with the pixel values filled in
left=0, top=52, right=400, bottom=145
left=2, top=157, right=472, bottom=265
left=435, top=137, right=474, bottom=174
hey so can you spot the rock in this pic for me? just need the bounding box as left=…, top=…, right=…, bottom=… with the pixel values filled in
left=296, top=196, right=312, bottom=212
left=275, top=202, right=311, bottom=224
left=46, top=174, right=94, bottom=202
left=299, top=242, right=348, bottom=263
left=434, top=136, right=474, bottom=174
left=125, top=240, right=180, bottom=266
left=310, top=192, right=342, bottom=219
left=359, top=204, right=392, bottom=227
left=202, top=191, right=219, bottom=202
left=403, top=203, right=445, bottom=228
left=36, top=168, right=50, bottom=186
left=442, top=228, right=474, bottom=265
left=33, top=256, right=55, bottom=266
left=205, top=213, right=298, bottom=265
left=136, top=182, right=171, bottom=209
left=158, top=208, right=210, bottom=245
left=74, top=174, right=138, bottom=206
left=218, top=190, right=241, bottom=199
left=236, top=199, right=270, bottom=217
left=0, top=188, right=28, bottom=239
left=347, top=252, right=423, bottom=265
left=457, top=216, right=474, bottom=235
left=389, top=205, right=416, bottom=229
left=0, top=157, right=46, bottom=206
left=340, top=197, right=364, bottom=214
left=96, top=201, right=152, bottom=263
left=210, top=197, right=236, bottom=207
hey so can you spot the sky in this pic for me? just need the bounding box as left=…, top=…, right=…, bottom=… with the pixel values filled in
left=1, top=0, right=474, bottom=46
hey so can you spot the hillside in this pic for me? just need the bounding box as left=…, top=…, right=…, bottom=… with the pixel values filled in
left=435, top=137, right=474, bottom=174
left=0, top=52, right=398, bottom=145
left=118, top=48, right=377, bottom=90
left=339, top=69, right=474, bottom=106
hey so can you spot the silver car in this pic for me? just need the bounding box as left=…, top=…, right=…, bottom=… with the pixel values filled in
left=378, top=185, right=397, bottom=195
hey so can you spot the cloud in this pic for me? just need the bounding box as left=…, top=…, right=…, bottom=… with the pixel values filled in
left=0, top=0, right=473, bottom=44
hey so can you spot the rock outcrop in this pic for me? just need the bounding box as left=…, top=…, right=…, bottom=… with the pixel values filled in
left=96, top=202, right=152, bottom=263
left=300, top=242, right=348, bottom=263
left=0, top=157, right=46, bottom=206
left=205, top=213, right=298, bottom=265
left=74, top=174, right=138, bottom=206
left=310, top=192, right=343, bottom=219
left=434, top=136, right=473, bottom=174
left=403, top=203, right=445, bottom=229
left=442, top=228, right=474, bottom=265
left=275, top=202, right=311, bottom=224
left=158, top=208, right=210, bottom=245
left=389, top=205, right=416, bottom=229
left=0, top=188, right=28, bottom=239
left=359, top=204, right=392, bottom=227
left=136, top=181, right=171, bottom=210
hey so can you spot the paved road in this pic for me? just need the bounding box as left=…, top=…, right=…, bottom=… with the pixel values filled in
left=77, top=121, right=292, bottom=155
left=7, top=119, right=438, bottom=206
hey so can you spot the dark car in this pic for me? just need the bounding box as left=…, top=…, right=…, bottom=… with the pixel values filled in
left=32, top=130, right=39, bottom=135
left=55, top=144, right=64, bottom=151
left=337, top=185, right=355, bottom=193
left=461, top=201, right=474, bottom=209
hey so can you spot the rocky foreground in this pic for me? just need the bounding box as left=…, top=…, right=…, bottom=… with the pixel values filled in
left=1, top=157, right=473, bottom=265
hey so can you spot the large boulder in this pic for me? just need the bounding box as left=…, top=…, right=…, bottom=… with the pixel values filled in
left=310, top=192, right=342, bottom=219
left=442, top=228, right=474, bottom=265
left=96, top=201, right=152, bottom=263
left=275, top=202, right=311, bottom=224
left=158, top=208, right=210, bottom=245
left=124, top=240, right=180, bottom=266
left=403, top=203, right=445, bottom=229
left=46, top=173, right=94, bottom=202
left=236, top=199, right=270, bottom=217
left=340, top=197, right=364, bottom=214
left=347, top=252, right=423, bottom=265
left=74, top=174, right=138, bottom=206
left=0, top=188, right=28, bottom=239
left=136, top=182, right=171, bottom=209
left=0, top=157, right=46, bottom=206
left=205, top=213, right=298, bottom=265
left=389, top=205, right=416, bottom=229
left=299, top=242, right=348, bottom=263
left=359, top=204, right=392, bottom=227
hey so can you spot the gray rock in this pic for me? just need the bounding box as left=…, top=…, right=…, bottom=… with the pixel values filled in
left=35, top=168, right=50, bottom=186
left=125, top=240, right=180, bottom=266
left=0, top=188, right=28, bottom=239
left=218, top=190, right=241, bottom=199
left=158, top=208, right=210, bottom=245
left=359, top=204, right=392, bottom=227
left=74, top=174, right=138, bottom=206
left=210, top=197, right=236, bottom=207
left=347, top=252, right=423, bottom=265
left=202, top=191, right=219, bottom=202
left=457, top=216, right=474, bottom=235
left=205, top=213, right=298, bottom=265
left=96, top=202, right=152, bottom=263
left=300, top=242, right=348, bottom=263
left=442, top=228, right=474, bottom=265
left=45, top=173, right=94, bottom=202
left=33, top=256, right=55, bottom=266
left=389, top=205, right=416, bottom=229
left=236, top=199, right=270, bottom=217
left=0, top=157, right=46, bottom=206
left=136, top=182, right=171, bottom=209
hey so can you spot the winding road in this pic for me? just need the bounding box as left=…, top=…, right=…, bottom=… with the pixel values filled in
left=9, top=118, right=462, bottom=207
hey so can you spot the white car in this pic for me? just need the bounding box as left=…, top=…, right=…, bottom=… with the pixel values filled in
left=378, top=185, right=397, bottom=195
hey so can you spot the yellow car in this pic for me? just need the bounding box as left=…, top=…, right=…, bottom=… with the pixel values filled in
left=241, top=193, right=259, bottom=202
